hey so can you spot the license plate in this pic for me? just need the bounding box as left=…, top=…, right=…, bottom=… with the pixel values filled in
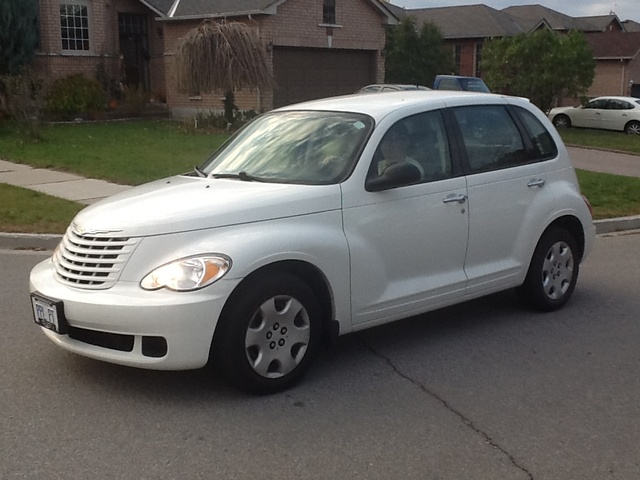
left=31, top=293, right=67, bottom=334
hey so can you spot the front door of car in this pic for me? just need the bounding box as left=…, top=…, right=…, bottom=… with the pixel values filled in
left=342, top=111, right=469, bottom=327
left=577, top=99, right=608, bottom=129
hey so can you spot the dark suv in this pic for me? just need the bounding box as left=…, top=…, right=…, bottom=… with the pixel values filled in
left=433, top=75, right=490, bottom=93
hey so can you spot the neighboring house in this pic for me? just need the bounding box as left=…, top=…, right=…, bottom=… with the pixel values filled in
left=34, top=0, right=397, bottom=116
left=395, top=5, right=524, bottom=77
left=622, top=20, right=640, bottom=32
left=502, top=5, right=624, bottom=33
left=584, top=32, right=640, bottom=98
left=391, top=2, right=640, bottom=100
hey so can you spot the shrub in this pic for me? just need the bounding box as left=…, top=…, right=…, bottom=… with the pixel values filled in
left=0, top=68, right=43, bottom=142
left=45, top=73, right=106, bottom=118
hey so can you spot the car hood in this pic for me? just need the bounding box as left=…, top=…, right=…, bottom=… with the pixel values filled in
left=549, top=105, right=579, bottom=115
left=70, top=175, right=342, bottom=237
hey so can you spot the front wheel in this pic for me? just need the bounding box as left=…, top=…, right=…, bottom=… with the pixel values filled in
left=552, top=114, right=571, bottom=129
left=212, top=272, right=323, bottom=394
left=517, top=228, right=580, bottom=312
left=625, top=120, right=640, bottom=135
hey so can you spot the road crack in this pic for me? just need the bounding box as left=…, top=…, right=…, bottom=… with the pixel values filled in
left=360, top=336, right=534, bottom=480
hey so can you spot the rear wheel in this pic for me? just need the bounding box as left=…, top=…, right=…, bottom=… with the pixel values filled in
left=625, top=120, right=640, bottom=135
left=552, top=114, right=571, bottom=129
left=213, top=272, right=322, bottom=394
left=517, top=228, right=579, bottom=311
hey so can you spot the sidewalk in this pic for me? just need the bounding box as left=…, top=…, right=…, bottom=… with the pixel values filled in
left=1, top=147, right=640, bottom=250
left=0, top=159, right=131, bottom=205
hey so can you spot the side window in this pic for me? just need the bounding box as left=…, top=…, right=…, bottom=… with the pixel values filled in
left=515, top=107, right=558, bottom=160
left=586, top=99, right=606, bottom=109
left=453, top=105, right=527, bottom=173
left=368, top=111, right=453, bottom=186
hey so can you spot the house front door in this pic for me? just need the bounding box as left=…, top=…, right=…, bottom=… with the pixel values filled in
left=118, top=13, right=150, bottom=92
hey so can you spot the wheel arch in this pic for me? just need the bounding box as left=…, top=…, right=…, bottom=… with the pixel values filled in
left=552, top=113, right=571, bottom=127
left=543, top=215, right=586, bottom=262
left=624, top=119, right=640, bottom=134
left=216, top=260, right=339, bottom=346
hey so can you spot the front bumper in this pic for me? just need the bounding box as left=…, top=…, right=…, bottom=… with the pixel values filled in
left=29, top=258, right=241, bottom=370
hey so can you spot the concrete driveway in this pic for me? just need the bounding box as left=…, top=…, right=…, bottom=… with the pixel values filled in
left=567, top=146, right=640, bottom=178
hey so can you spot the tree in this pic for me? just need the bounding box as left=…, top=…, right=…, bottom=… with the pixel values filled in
left=0, top=0, right=38, bottom=75
left=0, top=0, right=39, bottom=137
left=174, top=21, right=272, bottom=123
left=385, top=17, right=453, bottom=87
left=483, top=29, right=595, bottom=112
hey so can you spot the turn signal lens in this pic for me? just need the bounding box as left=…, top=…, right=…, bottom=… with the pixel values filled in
left=141, top=255, right=231, bottom=291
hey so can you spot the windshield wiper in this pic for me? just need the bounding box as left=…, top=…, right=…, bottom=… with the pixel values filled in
left=210, top=171, right=265, bottom=182
left=192, top=166, right=207, bottom=177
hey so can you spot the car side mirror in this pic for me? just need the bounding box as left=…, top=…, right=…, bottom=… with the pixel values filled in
left=365, top=162, right=421, bottom=192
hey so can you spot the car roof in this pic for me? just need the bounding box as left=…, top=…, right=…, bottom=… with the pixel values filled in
left=436, top=75, right=481, bottom=80
left=592, top=96, right=640, bottom=102
left=274, top=90, right=523, bottom=122
left=358, top=84, right=430, bottom=91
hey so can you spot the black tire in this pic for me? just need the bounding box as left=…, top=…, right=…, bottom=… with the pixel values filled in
left=517, top=228, right=580, bottom=312
left=212, top=272, right=323, bottom=394
left=552, top=114, right=571, bottom=129
left=625, top=120, right=640, bottom=135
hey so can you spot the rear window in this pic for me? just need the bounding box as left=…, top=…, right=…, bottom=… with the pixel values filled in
left=514, top=107, right=558, bottom=160
left=460, top=78, right=490, bottom=93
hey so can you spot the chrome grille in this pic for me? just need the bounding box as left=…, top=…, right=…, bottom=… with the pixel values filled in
left=54, top=228, right=140, bottom=289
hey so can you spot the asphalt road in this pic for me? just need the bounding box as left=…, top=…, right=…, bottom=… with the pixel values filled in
left=2, top=232, right=640, bottom=480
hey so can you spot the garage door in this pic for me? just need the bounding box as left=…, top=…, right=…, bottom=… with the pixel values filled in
left=273, top=47, right=376, bottom=108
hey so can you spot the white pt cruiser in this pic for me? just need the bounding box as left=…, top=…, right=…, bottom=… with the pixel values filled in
left=30, top=91, right=595, bottom=394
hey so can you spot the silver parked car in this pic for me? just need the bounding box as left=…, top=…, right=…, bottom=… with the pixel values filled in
left=30, top=91, right=595, bottom=394
left=356, top=84, right=430, bottom=93
left=548, top=96, right=640, bottom=135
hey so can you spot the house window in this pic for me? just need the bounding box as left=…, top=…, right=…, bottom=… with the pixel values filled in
left=60, top=0, right=90, bottom=51
left=453, top=45, right=461, bottom=74
left=323, top=0, right=336, bottom=25
left=474, top=43, right=483, bottom=77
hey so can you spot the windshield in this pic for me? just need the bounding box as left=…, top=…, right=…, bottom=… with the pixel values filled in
left=200, top=111, right=373, bottom=185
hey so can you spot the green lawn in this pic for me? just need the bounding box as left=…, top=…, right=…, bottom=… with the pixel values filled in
left=0, top=183, right=83, bottom=234
left=575, top=169, right=640, bottom=220
left=0, top=120, right=639, bottom=234
left=559, top=128, right=640, bottom=155
left=0, top=120, right=227, bottom=185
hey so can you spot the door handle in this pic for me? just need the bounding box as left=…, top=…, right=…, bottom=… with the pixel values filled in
left=527, top=178, right=546, bottom=188
left=442, top=193, right=467, bottom=204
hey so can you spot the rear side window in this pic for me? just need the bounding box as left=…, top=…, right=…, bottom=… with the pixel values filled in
left=514, top=107, right=558, bottom=160
left=453, top=105, right=527, bottom=173
left=438, top=78, right=462, bottom=90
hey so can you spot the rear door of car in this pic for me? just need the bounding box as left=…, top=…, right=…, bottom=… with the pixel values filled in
left=600, top=99, right=632, bottom=131
left=342, top=108, right=469, bottom=327
left=446, top=100, right=560, bottom=294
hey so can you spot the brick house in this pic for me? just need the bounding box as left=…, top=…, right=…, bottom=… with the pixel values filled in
left=406, top=5, right=523, bottom=78
left=34, top=0, right=397, bottom=116
left=584, top=32, right=640, bottom=98
left=393, top=2, right=640, bottom=99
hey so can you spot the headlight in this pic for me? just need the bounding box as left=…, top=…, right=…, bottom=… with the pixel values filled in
left=140, top=255, right=231, bottom=291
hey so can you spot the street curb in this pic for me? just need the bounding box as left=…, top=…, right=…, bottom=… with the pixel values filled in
left=1, top=216, right=639, bottom=252
left=594, top=215, right=640, bottom=234
left=0, top=232, right=62, bottom=251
